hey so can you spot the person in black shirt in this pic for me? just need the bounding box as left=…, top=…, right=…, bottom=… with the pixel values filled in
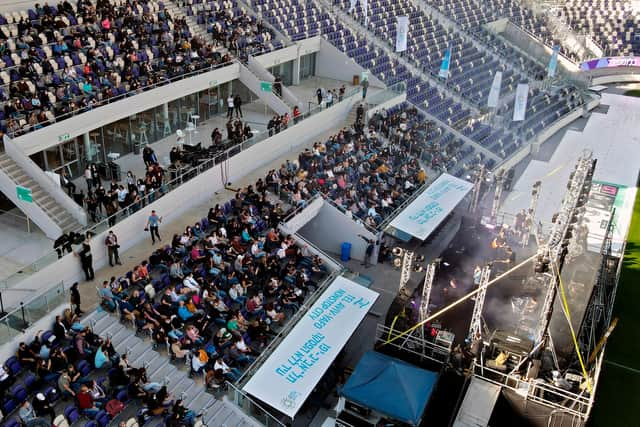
left=33, top=393, right=55, bottom=423
left=75, top=232, right=95, bottom=281
left=17, top=342, right=39, bottom=369
left=70, top=282, right=83, bottom=316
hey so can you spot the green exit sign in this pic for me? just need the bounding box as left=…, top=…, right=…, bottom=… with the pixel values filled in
left=260, top=81, right=273, bottom=92
left=58, top=133, right=70, bottom=143
left=209, top=80, right=218, bottom=87
left=16, top=185, right=32, bottom=203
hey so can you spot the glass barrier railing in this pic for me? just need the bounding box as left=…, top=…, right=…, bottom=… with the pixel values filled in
left=8, top=60, right=239, bottom=139
left=226, top=381, right=287, bottom=427
left=0, top=282, right=65, bottom=345
left=365, top=81, right=406, bottom=105
left=0, top=84, right=379, bottom=292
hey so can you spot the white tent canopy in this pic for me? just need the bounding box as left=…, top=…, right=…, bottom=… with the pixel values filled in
left=242, top=276, right=379, bottom=418
left=389, top=173, right=473, bottom=241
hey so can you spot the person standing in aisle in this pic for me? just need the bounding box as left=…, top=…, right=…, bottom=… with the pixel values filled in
left=70, top=282, right=83, bottom=316
left=105, top=230, right=121, bottom=266
left=76, top=232, right=95, bottom=281
left=226, top=94, right=234, bottom=119
left=233, top=94, right=243, bottom=118
left=145, top=210, right=163, bottom=244
left=361, top=77, right=369, bottom=99
left=84, top=165, right=93, bottom=191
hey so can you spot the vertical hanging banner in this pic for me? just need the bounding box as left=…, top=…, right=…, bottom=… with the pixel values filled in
left=548, top=45, right=560, bottom=78
left=349, top=0, right=357, bottom=13
left=513, top=83, right=529, bottom=122
left=439, top=49, right=451, bottom=79
left=487, top=71, right=502, bottom=108
left=395, top=16, right=409, bottom=53
left=362, top=0, right=368, bottom=26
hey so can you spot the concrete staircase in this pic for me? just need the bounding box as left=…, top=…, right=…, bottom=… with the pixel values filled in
left=0, top=153, right=81, bottom=234
left=162, top=0, right=214, bottom=43
left=83, top=310, right=263, bottom=427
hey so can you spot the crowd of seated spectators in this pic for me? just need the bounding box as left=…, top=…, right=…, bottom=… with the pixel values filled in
left=188, top=0, right=278, bottom=56
left=263, top=107, right=429, bottom=229
left=0, top=0, right=277, bottom=137
left=0, top=308, right=204, bottom=427
left=94, top=180, right=328, bottom=385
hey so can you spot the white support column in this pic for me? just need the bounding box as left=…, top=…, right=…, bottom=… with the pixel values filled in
left=83, top=132, right=91, bottom=162
left=162, top=102, right=171, bottom=137
left=292, top=45, right=301, bottom=85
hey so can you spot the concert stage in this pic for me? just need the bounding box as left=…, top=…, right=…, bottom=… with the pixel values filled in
left=384, top=216, right=600, bottom=368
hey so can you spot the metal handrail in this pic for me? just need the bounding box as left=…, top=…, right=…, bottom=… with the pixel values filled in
left=0, top=281, right=66, bottom=344
left=471, top=360, right=592, bottom=418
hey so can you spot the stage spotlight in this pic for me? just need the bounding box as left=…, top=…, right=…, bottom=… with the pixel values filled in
left=415, top=255, right=425, bottom=262
left=392, top=247, right=404, bottom=256
left=393, top=258, right=402, bottom=268
left=413, top=264, right=424, bottom=272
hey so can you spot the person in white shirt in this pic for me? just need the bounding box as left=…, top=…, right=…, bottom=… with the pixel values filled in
left=213, top=357, right=241, bottom=381
left=250, top=240, right=266, bottom=258
left=226, top=95, right=234, bottom=118
left=276, top=242, right=288, bottom=259
left=182, top=273, right=200, bottom=292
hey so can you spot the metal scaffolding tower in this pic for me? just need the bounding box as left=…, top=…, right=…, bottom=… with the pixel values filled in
left=467, top=265, right=492, bottom=341
left=490, top=169, right=505, bottom=222
left=522, top=180, right=542, bottom=248
left=417, top=262, right=438, bottom=341
left=469, top=164, right=486, bottom=214
left=534, top=152, right=596, bottom=346
left=577, top=209, right=618, bottom=366
left=398, top=250, right=414, bottom=299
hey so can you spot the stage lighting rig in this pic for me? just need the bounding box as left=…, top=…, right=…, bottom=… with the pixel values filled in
left=490, top=169, right=506, bottom=222
left=468, top=265, right=492, bottom=341
left=393, top=247, right=415, bottom=300
left=534, top=151, right=596, bottom=346
left=469, top=163, right=486, bottom=214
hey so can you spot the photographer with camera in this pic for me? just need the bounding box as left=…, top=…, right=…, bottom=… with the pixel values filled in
left=105, top=230, right=122, bottom=267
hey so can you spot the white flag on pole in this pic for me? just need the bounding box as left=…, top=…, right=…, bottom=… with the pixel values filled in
left=487, top=71, right=502, bottom=108
left=513, top=83, right=529, bottom=122
left=395, top=16, right=409, bottom=52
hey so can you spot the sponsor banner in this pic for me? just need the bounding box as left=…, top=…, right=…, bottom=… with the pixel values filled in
left=389, top=173, right=473, bottom=241
left=395, top=16, right=409, bottom=52
left=580, top=56, right=640, bottom=71
left=243, top=276, right=379, bottom=418
left=487, top=71, right=502, bottom=108
left=548, top=45, right=560, bottom=78
left=585, top=181, right=637, bottom=257
left=439, top=49, right=451, bottom=79
left=513, top=83, right=529, bottom=122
